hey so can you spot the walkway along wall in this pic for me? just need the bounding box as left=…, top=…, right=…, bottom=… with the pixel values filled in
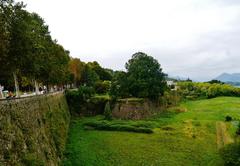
left=0, top=92, right=70, bottom=165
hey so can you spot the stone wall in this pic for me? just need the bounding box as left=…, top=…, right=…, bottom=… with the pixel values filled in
left=0, top=92, right=70, bottom=166
left=112, top=99, right=162, bottom=120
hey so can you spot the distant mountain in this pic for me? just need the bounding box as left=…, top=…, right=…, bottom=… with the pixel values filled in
left=215, top=73, right=240, bottom=82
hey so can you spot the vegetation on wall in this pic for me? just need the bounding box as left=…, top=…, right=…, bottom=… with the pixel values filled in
left=65, top=87, right=110, bottom=116
left=0, top=93, right=70, bottom=165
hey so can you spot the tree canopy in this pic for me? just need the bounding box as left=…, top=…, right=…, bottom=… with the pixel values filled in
left=110, top=52, right=167, bottom=100
left=0, top=0, right=71, bottom=93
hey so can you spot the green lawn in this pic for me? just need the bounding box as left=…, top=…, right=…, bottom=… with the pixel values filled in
left=63, top=97, right=240, bottom=166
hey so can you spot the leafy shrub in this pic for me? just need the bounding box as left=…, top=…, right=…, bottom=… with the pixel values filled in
left=84, top=121, right=153, bottom=133
left=94, top=81, right=111, bottom=94
left=65, top=89, right=110, bottom=116
left=65, top=90, right=83, bottom=114
left=158, top=91, right=181, bottom=107
left=225, top=116, right=232, bottom=122
left=220, top=143, right=240, bottom=166
left=78, top=86, right=95, bottom=99
left=177, top=82, right=240, bottom=100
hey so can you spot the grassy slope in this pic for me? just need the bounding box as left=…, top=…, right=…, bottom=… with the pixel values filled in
left=63, top=97, right=240, bottom=166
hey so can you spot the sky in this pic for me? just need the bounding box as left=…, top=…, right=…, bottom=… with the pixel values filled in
left=19, top=0, right=240, bottom=81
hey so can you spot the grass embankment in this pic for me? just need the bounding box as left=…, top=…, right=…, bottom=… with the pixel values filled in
left=63, top=97, right=240, bottom=166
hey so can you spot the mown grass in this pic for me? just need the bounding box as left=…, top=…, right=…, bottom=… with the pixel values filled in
left=63, top=97, right=240, bottom=166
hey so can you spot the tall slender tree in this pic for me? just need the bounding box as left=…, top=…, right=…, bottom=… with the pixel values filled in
left=0, top=0, right=26, bottom=96
left=69, top=58, right=85, bottom=87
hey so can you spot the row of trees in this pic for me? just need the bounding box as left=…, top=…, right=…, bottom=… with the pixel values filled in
left=67, top=52, right=168, bottom=103
left=0, top=0, right=113, bottom=96
left=0, top=0, right=71, bottom=96
left=0, top=1, right=167, bottom=100
left=69, top=59, right=113, bottom=93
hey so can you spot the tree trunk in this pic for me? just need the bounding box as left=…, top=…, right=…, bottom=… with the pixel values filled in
left=34, top=80, right=39, bottom=95
left=13, top=72, right=19, bottom=97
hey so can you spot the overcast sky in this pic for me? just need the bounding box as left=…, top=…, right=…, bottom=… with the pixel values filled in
left=20, top=0, right=240, bottom=81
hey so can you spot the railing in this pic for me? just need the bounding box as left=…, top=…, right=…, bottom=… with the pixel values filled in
left=0, top=90, right=64, bottom=102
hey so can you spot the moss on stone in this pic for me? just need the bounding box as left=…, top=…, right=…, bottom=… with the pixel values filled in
left=0, top=93, right=70, bottom=166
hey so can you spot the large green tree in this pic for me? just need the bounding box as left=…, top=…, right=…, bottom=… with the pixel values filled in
left=0, top=1, right=71, bottom=94
left=0, top=0, right=27, bottom=96
left=110, top=52, right=166, bottom=99
left=0, top=1, right=10, bottom=67
left=125, top=52, right=166, bottom=99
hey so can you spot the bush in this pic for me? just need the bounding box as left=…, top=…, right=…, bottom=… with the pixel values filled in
left=78, top=86, right=95, bottom=99
left=84, top=121, right=153, bottom=134
left=158, top=91, right=181, bottom=107
left=225, top=116, right=232, bottom=122
left=65, top=86, right=95, bottom=114
left=220, top=143, right=240, bottom=166
left=65, top=89, right=110, bottom=116
left=94, top=81, right=111, bottom=94
left=177, top=82, right=240, bottom=100
left=65, top=90, right=83, bottom=114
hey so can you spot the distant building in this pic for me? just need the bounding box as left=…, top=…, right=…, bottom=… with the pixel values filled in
left=167, top=81, right=177, bottom=90
left=167, top=81, right=175, bottom=86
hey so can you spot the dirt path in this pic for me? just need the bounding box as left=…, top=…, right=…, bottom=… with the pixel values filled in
left=216, top=121, right=234, bottom=149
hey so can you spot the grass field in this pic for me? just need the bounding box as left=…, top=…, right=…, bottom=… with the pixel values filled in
left=63, top=97, right=240, bottom=166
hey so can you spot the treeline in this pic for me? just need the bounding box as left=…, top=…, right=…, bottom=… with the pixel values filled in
left=0, top=0, right=112, bottom=96
left=177, top=82, right=240, bottom=100
left=69, top=59, right=113, bottom=94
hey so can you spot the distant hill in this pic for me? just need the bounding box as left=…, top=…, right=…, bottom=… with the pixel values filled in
left=215, top=73, right=240, bottom=82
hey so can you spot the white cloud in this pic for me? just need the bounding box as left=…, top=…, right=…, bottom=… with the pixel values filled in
left=19, top=0, right=240, bottom=81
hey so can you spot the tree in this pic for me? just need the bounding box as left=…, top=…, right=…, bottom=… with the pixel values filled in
left=0, top=0, right=27, bottom=96
left=0, top=1, right=10, bottom=71
left=0, top=1, right=72, bottom=94
left=81, top=64, right=99, bottom=87
left=69, top=58, right=85, bottom=87
left=46, top=43, right=70, bottom=86
left=207, top=79, right=224, bottom=84
left=88, top=61, right=113, bottom=81
left=125, top=52, right=166, bottom=99
left=20, top=12, right=53, bottom=93
left=110, top=71, right=129, bottom=98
